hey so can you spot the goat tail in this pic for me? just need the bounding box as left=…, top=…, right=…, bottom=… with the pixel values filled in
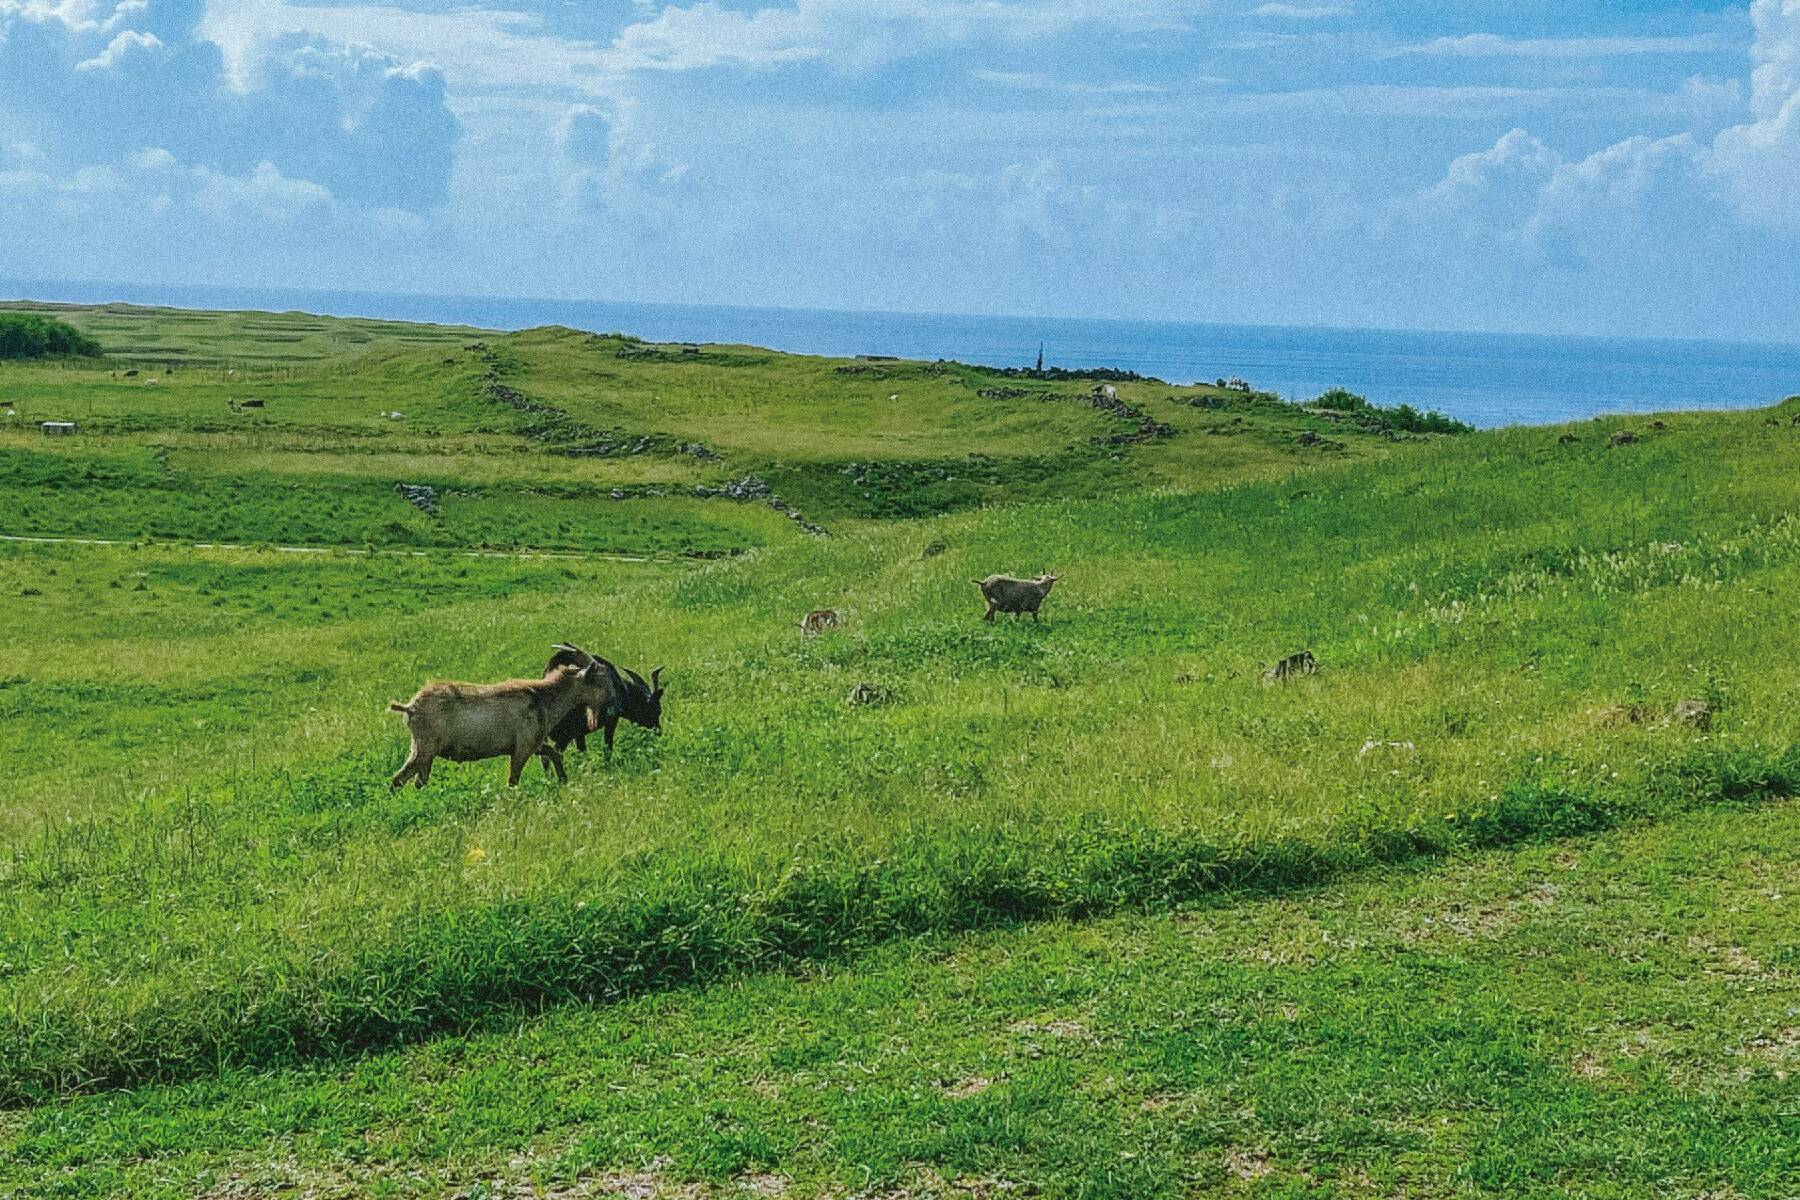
left=388, top=701, right=414, bottom=715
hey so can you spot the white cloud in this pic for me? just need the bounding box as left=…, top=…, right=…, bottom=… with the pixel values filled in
left=74, top=28, right=162, bottom=70
left=1394, top=32, right=1735, bottom=59
left=1709, top=0, right=1800, bottom=230
left=970, top=68, right=1165, bottom=95
left=1418, top=128, right=1559, bottom=232
left=127, top=144, right=176, bottom=170
left=191, top=159, right=332, bottom=222
left=602, top=0, right=1200, bottom=75
left=605, top=3, right=822, bottom=72
left=1417, top=2, right=1800, bottom=239
left=1251, top=4, right=1346, bottom=18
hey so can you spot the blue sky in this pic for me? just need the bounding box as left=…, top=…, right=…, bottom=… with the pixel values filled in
left=2, top=0, right=1797, bottom=339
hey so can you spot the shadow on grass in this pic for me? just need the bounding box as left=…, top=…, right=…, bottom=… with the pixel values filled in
left=3, top=741, right=1794, bottom=1106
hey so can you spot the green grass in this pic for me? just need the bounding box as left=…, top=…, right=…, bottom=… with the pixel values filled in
left=3, top=797, right=1795, bottom=1198
left=1, top=304, right=1795, bottom=1193
left=0, top=305, right=1407, bottom=552
left=2, top=394, right=1798, bottom=1105
left=0, top=301, right=483, bottom=367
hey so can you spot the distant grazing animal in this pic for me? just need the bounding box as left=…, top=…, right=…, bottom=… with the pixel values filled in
left=799, top=608, right=842, bottom=636
left=974, top=573, right=1060, bottom=622
left=541, top=644, right=664, bottom=756
left=1262, top=650, right=1318, bottom=684
left=388, top=650, right=615, bottom=788
left=1608, top=431, right=1638, bottom=448
left=1557, top=433, right=1579, bottom=445
left=239, top=399, right=265, bottom=410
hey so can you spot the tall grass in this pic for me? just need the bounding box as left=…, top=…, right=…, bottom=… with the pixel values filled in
left=4, top=401, right=1799, bottom=1101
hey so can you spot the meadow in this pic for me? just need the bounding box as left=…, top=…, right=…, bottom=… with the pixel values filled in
left=1, top=304, right=1796, bottom=1196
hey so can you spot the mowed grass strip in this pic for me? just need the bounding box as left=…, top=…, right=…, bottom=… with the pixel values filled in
left=2, top=798, right=1795, bottom=1198
left=2, top=403, right=1799, bottom=1101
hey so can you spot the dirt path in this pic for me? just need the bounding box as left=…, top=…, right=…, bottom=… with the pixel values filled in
left=0, top=533, right=659, bottom=563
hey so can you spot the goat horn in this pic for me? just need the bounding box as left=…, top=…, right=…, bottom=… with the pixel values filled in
left=550, top=642, right=594, bottom=666
left=650, top=666, right=664, bottom=689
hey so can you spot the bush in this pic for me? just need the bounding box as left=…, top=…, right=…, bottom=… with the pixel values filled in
left=0, top=313, right=102, bottom=360
left=1314, top=387, right=1471, bottom=435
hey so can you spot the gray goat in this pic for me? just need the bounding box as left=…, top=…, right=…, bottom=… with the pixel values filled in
left=388, top=648, right=614, bottom=788
left=974, top=573, right=1060, bottom=622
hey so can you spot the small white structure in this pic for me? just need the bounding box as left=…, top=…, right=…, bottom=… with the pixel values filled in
left=41, top=421, right=78, bottom=436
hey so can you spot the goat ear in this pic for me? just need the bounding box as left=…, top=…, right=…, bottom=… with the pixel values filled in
left=650, top=667, right=664, bottom=690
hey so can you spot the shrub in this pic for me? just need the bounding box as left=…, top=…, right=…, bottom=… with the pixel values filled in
left=1313, top=387, right=1471, bottom=435
left=0, top=313, right=102, bottom=360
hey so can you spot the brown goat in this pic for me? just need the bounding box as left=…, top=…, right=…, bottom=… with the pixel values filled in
left=388, top=650, right=613, bottom=788
left=974, top=573, right=1060, bottom=622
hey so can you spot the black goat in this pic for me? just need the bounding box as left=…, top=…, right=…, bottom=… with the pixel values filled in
left=542, top=644, right=665, bottom=755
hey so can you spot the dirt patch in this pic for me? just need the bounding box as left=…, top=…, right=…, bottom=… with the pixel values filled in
left=1224, top=1148, right=1274, bottom=1181
left=1007, top=1018, right=1090, bottom=1042
left=943, top=1074, right=993, bottom=1099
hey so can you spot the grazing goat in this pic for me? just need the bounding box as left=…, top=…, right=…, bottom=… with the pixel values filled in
left=541, top=644, right=664, bottom=756
left=974, top=573, right=1059, bottom=622
left=388, top=650, right=614, bottom=788
left=799, top=608, right=841, bottom=636
left=1262, top=650, right=1318, bottom=684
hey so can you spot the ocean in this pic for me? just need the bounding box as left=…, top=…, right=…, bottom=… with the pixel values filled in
left=8, top=279, right=1800, bottom=429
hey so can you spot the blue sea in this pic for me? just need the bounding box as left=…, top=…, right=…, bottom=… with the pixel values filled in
left=9, top=278, right=1800, bottom=429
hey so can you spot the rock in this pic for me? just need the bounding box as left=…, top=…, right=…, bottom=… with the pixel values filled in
left=394, top=482, right=439, bottom=516
left=1670, top=699, right=1713, bottom=731
left=1261, top=650, right=1318, bottom=684
left=692, top=475, right=771, bottom=501
left=846, top=682, right=887, bottom=708
left=1589, top=703, right=1651, bottom=727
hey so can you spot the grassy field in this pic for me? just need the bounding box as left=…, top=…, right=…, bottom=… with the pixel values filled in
left=1, top=304, right=1796, bottom=1194
left=5, top=799, right=1794, bottom=1198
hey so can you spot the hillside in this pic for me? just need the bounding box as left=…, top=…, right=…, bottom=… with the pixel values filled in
left=0, top=304, right=1415, bottom=558
left=1, top=305, right=1796, bottom=1197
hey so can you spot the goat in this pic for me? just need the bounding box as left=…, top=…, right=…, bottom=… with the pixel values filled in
left=1261, top=650, right=1318, bottom=684
left=388, top=649, right=613, bottom=788
left=541, top=644, right=664, bottom=756
left=799, top=608, right=841, bottom=636
left=974, top=573, right=1059, bottom=622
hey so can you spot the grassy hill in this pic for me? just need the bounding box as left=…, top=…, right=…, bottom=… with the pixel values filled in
left=0, top=305, right=1411, bottom=558
left=1, top=305, right=1795, bottom=1197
